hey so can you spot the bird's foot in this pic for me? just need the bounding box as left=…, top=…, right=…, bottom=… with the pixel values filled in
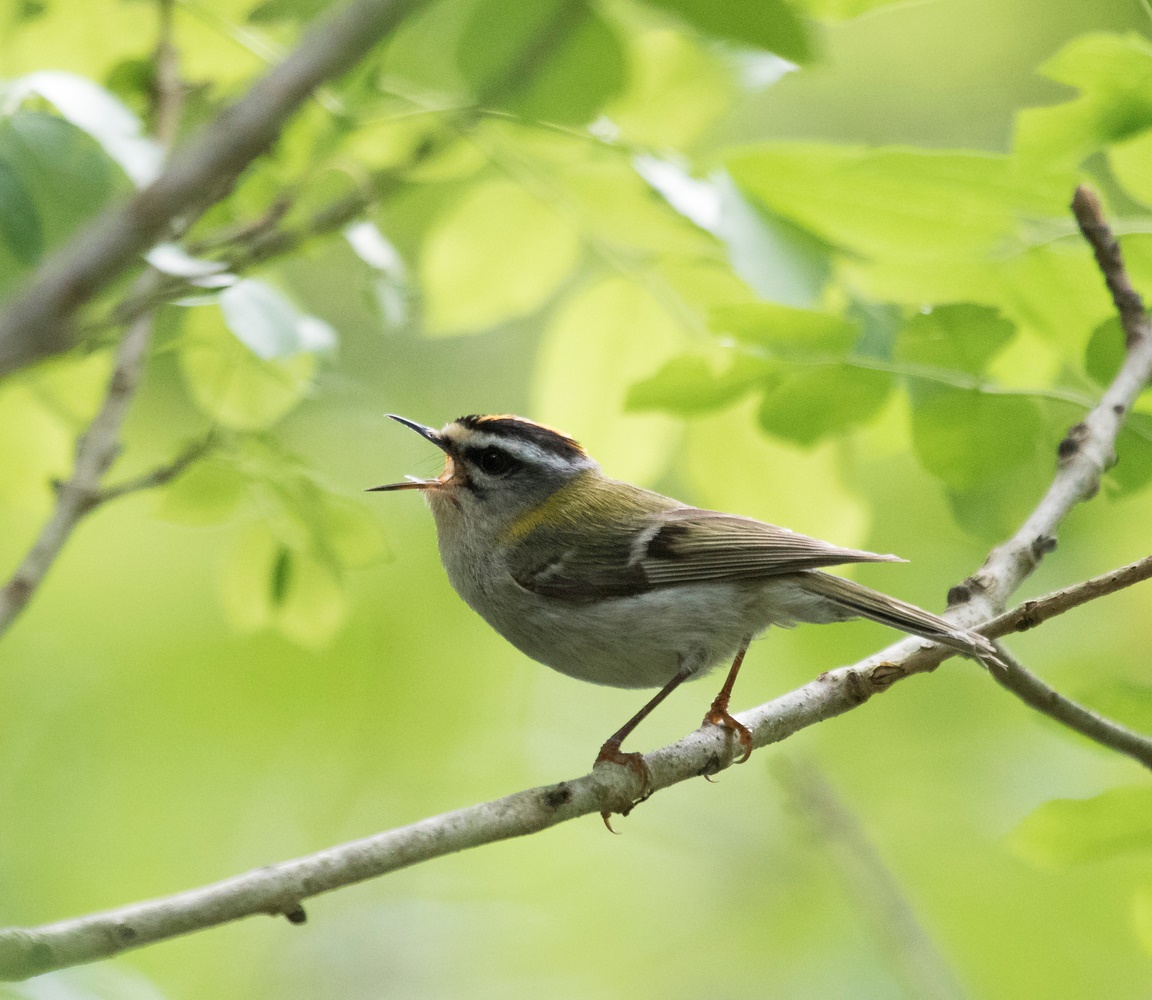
left=594, top=739, right=653, bottom=831
left=703, top=703, right=753, bottom=764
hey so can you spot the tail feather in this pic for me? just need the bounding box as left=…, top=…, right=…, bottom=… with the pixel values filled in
left=799, top=571, right=1004, bottom=668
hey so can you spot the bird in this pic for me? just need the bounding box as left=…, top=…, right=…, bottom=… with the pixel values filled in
left=370, top=413, right=1001, bottom=813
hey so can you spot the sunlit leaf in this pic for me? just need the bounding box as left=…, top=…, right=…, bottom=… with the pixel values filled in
left=532, top=276, right=686, bottom=483
left=1009, top=786, right=1152, bottom=867
left=420, top=180, right=581, bottom=334
left=275, top=549, right=347, bottom=648
left=683, top=398, right=870, bottom=548
left=1110, top=128, right=1152, bottom=208
left=180, top=304, right=315, bottom=429
left=625, top=353, right=772, bottom=415
left=607, top=27, right=735, bottom=148
left=1015, top=33, right=1152, bottom=166
left=727, top=144, right=1075, bottom=259
left=895, top=304, right=1016, bottom=376
left=159, top=458, right=249, bottom=525
left=711, top=302, right=857, bottom=357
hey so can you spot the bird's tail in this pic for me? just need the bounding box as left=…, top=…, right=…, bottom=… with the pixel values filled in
left=799, top=571, right=1005, bottom=669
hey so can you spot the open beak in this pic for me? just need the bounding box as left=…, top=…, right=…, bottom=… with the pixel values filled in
left=366, top=415, right=452, bottom=492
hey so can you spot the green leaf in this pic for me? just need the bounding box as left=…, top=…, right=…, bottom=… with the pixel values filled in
left=180, top=304, right=315, bottom=429
left=726, top=144, right=1075, bottom=259
left=894, top=304, right=1016, bottom=376
left=221, top=522, right=348, bottom=648
left=1084, top=316, right=1126, bottom=386
left=908, top=387, right=1040, bottom=490
left=158, top=457, right=248, bottom=525
left=420, top=180, right=581, bottom=334
left=757, top=365, right=891, bottom=446
left=0, top=111, right=123, bottom=296
left=0, top=157, right=42, bottom=266
left=532, top=276, right=686, bottom=484
left=710, top=302, right=857, bottom=357
left=1109, top=128, right=1152, bottom=208
left=1009, top=786, right=1152, bottom=867
left=1108, top=412, right=1152, bottom=498
left=625, top=354, right=773, bottom=415
left=644, top=0, right=813, bottom=63
left=314, top=494, right=389, bottom=569
left=606, top=25, right=735, bottom=148
left=791, top=0, right=907, bottom=20
left=1015, top=33, right=1152, bottom=166
left=458, top=0, right=626, bottom=124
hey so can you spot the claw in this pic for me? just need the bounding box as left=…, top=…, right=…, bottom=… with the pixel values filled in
left=594, top=741, right=653, bottom=831
left=703, top=706, right=754, bottom=763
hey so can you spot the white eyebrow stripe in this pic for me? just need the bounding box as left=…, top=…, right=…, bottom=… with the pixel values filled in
left=443, top=427, right=596, bottom=472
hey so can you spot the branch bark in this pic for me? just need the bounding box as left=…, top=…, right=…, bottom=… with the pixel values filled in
left=2, top=559, right=1150, bottom=981
left=0, top=306, right=156, bottom=636
left=0, top=0, right=427, bottom=379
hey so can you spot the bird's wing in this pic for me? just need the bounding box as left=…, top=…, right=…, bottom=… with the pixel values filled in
left=637, top=508, right=903, bottom=586
left=510, top=504, right=902, bottom=602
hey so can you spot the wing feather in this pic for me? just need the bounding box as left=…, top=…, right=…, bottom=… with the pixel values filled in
left=509, top=493, right=904, bottom=602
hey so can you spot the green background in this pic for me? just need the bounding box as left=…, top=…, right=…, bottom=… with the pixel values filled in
left=4, top=0, right=1152, bottom=997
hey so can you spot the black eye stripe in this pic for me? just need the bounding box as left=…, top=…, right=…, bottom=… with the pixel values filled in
left=466, top=446, right=520, bottom=476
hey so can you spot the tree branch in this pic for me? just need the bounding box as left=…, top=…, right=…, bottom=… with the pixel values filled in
left=945, top=185, right=1152, bottom=624
left=2, top=556, right=1150, bottom=981
left=0, top=0, right=428, bottom=379
left=0, top=307, right=156, bottom=637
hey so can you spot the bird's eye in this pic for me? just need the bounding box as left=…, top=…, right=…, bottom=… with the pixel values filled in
left=476, top=447, right=518, bottom=476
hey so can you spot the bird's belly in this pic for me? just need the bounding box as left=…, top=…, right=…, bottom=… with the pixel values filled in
left=472, top=577, right=806, bottom=689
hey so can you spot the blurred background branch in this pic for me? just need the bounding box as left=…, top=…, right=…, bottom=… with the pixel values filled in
left=774, top=756, right=969, bottom=1000
left=0, top=0, right=427, bottom=379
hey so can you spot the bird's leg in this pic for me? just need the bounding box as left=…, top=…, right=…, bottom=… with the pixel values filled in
left=595, top=667, right=692, bottom=825
left=703, top=640, right=753, bottom=763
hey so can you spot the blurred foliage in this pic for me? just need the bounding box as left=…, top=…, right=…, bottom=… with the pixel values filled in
left=3, top=0, right=1152, bottom=997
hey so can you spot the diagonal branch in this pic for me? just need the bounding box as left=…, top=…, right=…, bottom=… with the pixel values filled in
left=1, top=557, right=1150, bottom=981
left=942, top=185, right=1152, bottom=626
left=0, top=307, right=156, bottom=637
left=0, top=0, right=428, bottom=379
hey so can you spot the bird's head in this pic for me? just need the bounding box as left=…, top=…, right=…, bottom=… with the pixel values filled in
left=369, top=414, right=599, bottom=535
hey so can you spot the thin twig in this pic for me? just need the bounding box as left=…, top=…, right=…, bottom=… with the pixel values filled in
left=0, top=309, right=155, bottom=636
left=0, top=3, right=191, bottom=640
left=981, top=553, right=1152, bottom=640
left=96, top=438, right=213, bottom=505
left=0, top=0, right=428, bottom=378
left=1072, top=186, right=1147, bottom=347
left=775, top=757, right=969, bottom=1000
left=2, top=556, right=1150, bottom=980
left=987, top=645, right=1152, bottom=769
left=948, top=186, right=1152, bottom=625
